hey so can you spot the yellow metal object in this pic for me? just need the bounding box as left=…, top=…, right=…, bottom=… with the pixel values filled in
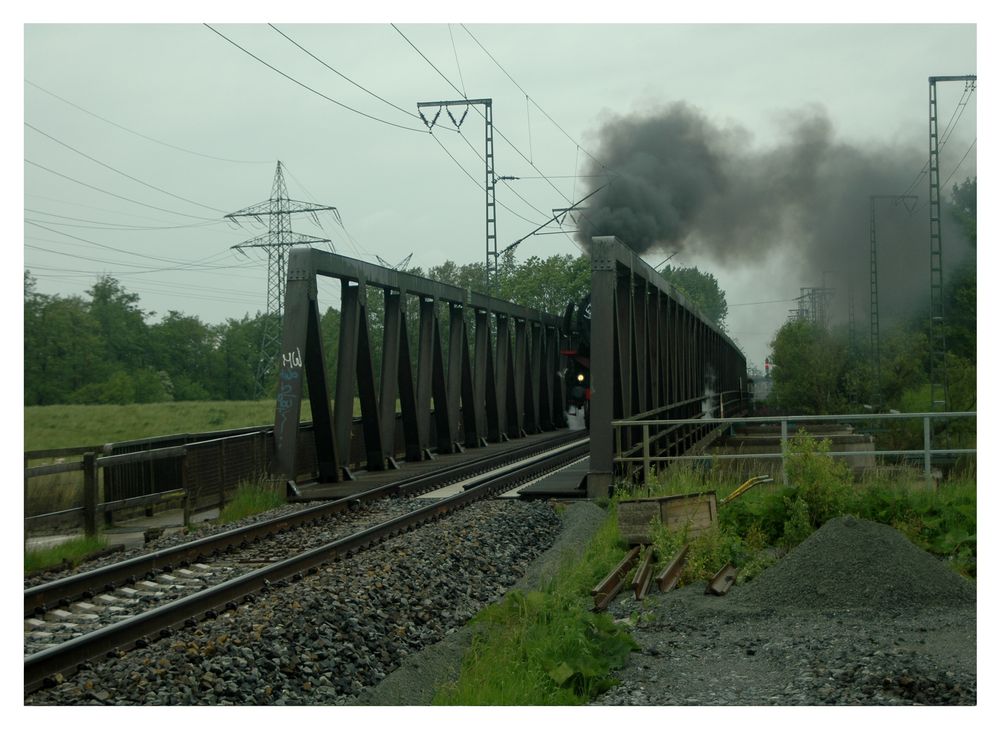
left=720, top=475, right=774, bottom=505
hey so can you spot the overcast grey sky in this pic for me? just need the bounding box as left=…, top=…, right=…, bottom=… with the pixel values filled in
left=20, top=14, right=979, bottom=370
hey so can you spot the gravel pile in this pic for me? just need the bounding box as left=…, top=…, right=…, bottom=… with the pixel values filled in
left=26, top=499, right=562, bottom=706
left=594, top=516, right=976, bottom=706
left=738, top=515, right=976, bottom=612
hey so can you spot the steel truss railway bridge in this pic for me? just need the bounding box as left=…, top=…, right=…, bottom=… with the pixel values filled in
left=273, top=236, right=749, bottom=498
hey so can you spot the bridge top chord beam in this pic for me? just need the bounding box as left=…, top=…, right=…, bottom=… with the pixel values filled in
left=304, top=248, right=563, bottom=328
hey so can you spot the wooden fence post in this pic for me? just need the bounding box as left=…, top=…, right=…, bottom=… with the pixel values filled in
left=82, top=452, right=98, bottom=537
left=24, top=454, right=29, bottom=547
left=182, top=450, right=192, bottom=529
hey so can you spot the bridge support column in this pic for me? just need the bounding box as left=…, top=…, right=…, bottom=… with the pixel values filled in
left=588, top=238, right=616, bottom=498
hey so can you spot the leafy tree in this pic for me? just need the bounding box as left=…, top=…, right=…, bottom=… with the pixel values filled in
left=949, top=176, right=976, bottom=248
left=768, top=319, right=849, bottom=414
left=24, top=288, right=108, bottom=405
left=215, top=314, right=273, bottom=401
left=497, top=253, right=591, bottom=314
left=87, top=276, right=150, bottom=371
left=658, top=264, right=728, bottom=330
left=149, top=311, right=219, bottom=400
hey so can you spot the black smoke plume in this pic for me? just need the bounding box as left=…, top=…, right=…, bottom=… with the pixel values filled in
left=576, top=102, right=973, bottom=323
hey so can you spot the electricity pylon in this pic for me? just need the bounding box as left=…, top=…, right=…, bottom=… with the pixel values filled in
left=227, top=161, right=339, bottom=397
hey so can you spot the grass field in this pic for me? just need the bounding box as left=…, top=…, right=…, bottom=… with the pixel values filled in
left=23, top=400, right=315, bottom=452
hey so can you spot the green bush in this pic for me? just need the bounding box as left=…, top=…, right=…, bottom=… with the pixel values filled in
left=783, top=431, right=852, bottom=529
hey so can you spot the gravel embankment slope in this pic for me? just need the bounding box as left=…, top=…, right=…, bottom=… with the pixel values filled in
left=26, top=499, right=568, bottom=705
left=26, top=505, right=976, bottom=706
left=594, top=516, right=976, bottom=705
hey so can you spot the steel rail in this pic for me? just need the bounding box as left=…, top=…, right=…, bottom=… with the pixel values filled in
left=24, top=437, right=589, bottom=693
left=25, top=430, right=582, bottom=618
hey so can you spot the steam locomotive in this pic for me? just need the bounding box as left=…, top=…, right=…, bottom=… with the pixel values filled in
left=561, top=294, right=592, bottom=427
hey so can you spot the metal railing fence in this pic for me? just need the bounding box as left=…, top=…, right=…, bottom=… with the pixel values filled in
left=613, top=411, right=976, bottom=489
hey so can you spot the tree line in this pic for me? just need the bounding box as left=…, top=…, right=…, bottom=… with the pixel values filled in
left=766, top=178, right=976, bottom=416
left=24, top=249, right=729, bottom=407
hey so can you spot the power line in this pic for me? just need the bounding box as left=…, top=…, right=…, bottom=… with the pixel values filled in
left=25, top=159, right=220, bottom=221
left=25, top=221, right=244, bottom=270
left=280, top=161, right=372, bottom=260
left=24, top=193, right=208, bottom=226
left=25, top=241, right=251, bottom=274
left=26, top=267, right=265, bottom=306
left=205, top=23, right=431, bottom=134
left=24, top=207, right=227, bottom=231
left=25, top=79, right=273, bottom=165
left=26, top=122, right=229, bottom=214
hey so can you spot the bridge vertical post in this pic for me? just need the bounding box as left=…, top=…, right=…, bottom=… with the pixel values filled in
left=415, top=297, right=436, bottom=457
left=274, top=249, right=340, bottom=484
left=513, top=318, right=528, bottom=437
left=495, top=314, right=514, bottom=440
left=588, top=237, right=617, bottom=498
left=395, top=293, right=423, bottom=462
left=334, top=281, right=362, bottom=467
left=380, top=288, right=404, bottom=468
left=447, top=303, right=465, bottom=447
left=474, top=307, right=498, bottom=442
left=354, top=282, right=387, bottom=471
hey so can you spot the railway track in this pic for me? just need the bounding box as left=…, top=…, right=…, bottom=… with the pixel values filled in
left=24, top=434, right=588, bottom=694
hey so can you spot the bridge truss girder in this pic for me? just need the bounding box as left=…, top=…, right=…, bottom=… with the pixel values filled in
left=271, top=248, right=567, bottom=486
left=587, top=237, right=750, bottom=497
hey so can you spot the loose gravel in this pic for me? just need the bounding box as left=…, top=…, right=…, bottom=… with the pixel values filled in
left=26, top=498, right=564, bottom=706
left=594, top=516, right=976, bottom=705
left=25, top=509, right=977, bottom=706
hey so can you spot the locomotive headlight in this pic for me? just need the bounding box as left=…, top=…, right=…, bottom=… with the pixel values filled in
left=577, top=373, right=585, bottom=382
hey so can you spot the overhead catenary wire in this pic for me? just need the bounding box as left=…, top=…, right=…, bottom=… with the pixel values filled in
left=901, top=82, right=977, bottom=197
left=205, top=23, right=433, bottom=135
left=459, top=24, right=611, bottom=176
left=941, top=138, right=977, bottom=189
left=392, top=23, right=590, bottom=253
left=267, top=24, right=424, bottom=125
left=447, top=24, right=467, bottom=99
